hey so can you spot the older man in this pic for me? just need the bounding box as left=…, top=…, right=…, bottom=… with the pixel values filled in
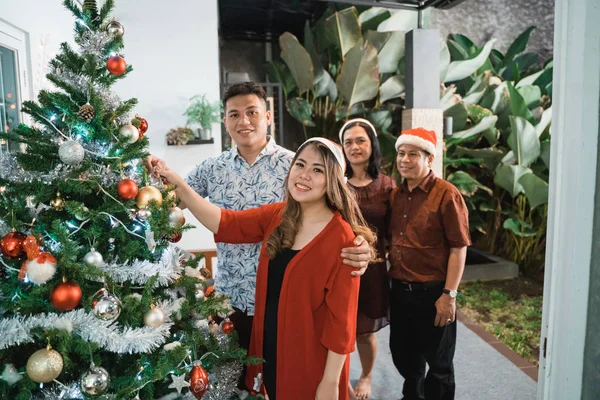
left=388, top=128, right=471, bottom=400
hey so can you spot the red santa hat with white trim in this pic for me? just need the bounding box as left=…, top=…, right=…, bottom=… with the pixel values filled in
left=394, top=127, right=437, bottom=155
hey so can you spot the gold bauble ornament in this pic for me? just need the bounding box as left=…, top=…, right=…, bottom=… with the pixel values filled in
left=135, top=186, right=163, bottom=208
left=26, top=345, right=63, bottom=383
left=168, top=207, right=185, bottom=227
left=50, top=193, right=65, bottom=211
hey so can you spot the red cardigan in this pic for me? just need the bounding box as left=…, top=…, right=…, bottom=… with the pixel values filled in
left=214, top=202, right=359, bottom=399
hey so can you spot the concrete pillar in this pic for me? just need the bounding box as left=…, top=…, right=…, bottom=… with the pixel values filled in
left=402, top=29, right=443, bottom=177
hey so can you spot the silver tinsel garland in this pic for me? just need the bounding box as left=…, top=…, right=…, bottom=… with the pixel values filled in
left=97, top=245, right=186, bottom=286
left=0, top=307, right=173, bottom=353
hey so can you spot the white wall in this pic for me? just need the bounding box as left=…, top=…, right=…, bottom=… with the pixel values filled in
left=0, top=0, right=222, bottom=251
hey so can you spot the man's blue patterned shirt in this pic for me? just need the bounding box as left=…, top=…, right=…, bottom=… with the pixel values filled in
left=185, top=138, right=294, bottom=315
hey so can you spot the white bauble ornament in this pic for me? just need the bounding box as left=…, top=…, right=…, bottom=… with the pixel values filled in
left=26, top=347, right=63, bottom=383
left=136, top=208, right=152, bottom=222
left=107, top=19, right=125, bottom=38
left=80, top=363, right=110, bottom=396
left=58, top=140, right=85, bottom=165
left=144, top=306, right=166, bottom=328
left=119, top=123, right=139, bottom=144
left=0, top=364, right=22, bottom=386
left=26, top=253, right=57, bottom=285
left=168, top=207, right=185, bottom=227
left=83, top=248, right=104, bottom=267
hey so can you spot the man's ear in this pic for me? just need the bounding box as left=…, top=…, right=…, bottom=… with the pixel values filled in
left=265, top=109, right=273, bottom=126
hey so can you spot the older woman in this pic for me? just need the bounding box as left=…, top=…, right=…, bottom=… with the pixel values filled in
left=340, top=118, right=395, bottom=400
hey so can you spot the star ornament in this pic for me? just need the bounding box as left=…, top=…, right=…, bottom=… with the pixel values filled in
left=168, top=373, right=190, bottom=394
left=1, top=363, right=23, bottom=386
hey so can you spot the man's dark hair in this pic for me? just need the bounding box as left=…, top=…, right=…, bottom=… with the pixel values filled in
left=223, top=82, right=267, bottom=109
left=341, top=121, right=382, bottom=180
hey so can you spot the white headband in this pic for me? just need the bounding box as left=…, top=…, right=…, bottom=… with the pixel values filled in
left=298, top=137, right=346, bottom=175
left=338, top=118, right=378, bottom=143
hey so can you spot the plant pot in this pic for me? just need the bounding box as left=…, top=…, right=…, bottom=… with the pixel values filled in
left=197, top=127, right=212, bottom=140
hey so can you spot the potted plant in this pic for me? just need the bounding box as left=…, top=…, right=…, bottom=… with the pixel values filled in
left=183, top=94, right=222, bottom=140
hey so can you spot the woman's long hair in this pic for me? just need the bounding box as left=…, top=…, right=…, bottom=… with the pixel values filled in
left=266, top=141, right=377, bottom=260
left=340, top=121, right=382, bottom=180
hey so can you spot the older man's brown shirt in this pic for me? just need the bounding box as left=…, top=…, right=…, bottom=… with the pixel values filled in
left=388, top=171, right=471, bottom=282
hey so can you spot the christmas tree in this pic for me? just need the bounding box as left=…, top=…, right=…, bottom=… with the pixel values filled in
left=0, top=1, right=258, bottom=399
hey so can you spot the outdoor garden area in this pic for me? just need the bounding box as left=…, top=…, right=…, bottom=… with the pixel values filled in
left=265, top=4, right=551, bottom=365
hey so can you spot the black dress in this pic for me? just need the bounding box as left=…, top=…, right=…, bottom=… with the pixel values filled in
left=263, top=248, right=300, bottom=400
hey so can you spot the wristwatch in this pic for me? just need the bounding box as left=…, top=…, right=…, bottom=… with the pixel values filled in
left=442, top=288, right=458, bottom=298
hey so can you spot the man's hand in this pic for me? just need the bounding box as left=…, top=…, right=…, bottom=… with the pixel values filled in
left=341, top=235, right=372, bottom=277
left=434, top=293, right=456, bottom=327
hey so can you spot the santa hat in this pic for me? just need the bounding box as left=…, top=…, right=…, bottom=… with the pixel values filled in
left=338, top=118, right=377, bottom=143
left=394, top=127, right=437, bottom=155
left=299, top=137, right=346, bottom=175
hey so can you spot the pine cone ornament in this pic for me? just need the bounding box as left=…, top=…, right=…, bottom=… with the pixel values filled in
left=83, top=0, right=97, bottom=12
left=78, top=104, right=95, bottom=123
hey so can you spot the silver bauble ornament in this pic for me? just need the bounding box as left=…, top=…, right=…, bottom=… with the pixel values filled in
left=168, top=207, right=185, bottom=227
left=144, top=306, right=166, bottom=328
left=92, top=289, right=122, bottom=321
left=119, top=123, right=139, bottom=144
left=80, top=363, right=110, bottom=396
left=83, top=248, right=104, bottom=267
left=136, top=208, right=152, bottom=222
left=74, top=206, right=90, bottom=221
left=107, top=19, right=125, bottom=38
left=58, top=140, right=85, bottom=165
left=195, top=288, right=205, bottom=301
left=26, top=346, right=63, bottom=383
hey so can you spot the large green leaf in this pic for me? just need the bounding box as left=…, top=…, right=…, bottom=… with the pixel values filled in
left=377, top=132, right=398, bottom=165
left=377, top=31, right=406, bottom=74
left=335, top=103, right=368, bottom=121
left=540, top=140, right=551, bottom=169
left=452, top=115, right=498, bottom=141
left=454, top=146, right=505, bottom=170
left=379, top=75, right=405, bottom=103
left=324, top=7, right=362, bottom=57
left=368, top=109, right=393, bottom=134
left=359, top=8, right=391, bottom=32
left=494, top=164, right=532, bottom=197
left=516, top=70, right=544, bottom=88
left=304, top=21, right=338, bottom=101
left=377, top=9, right=418, bottom=32
left=480, top=82, right=510, bottom=115
left=446, top=40, right=469, bottom=61
left=462, top=74, right=487, bottom=106
left=266, top=60, right=297, bottom=97
left=280, top=33, right=314, bottom=95
left=440, top=85, right=458, bottom=110
left=363, top=30, right=392, bottom=52
left=447, top=171, right=493, bottom=197
left=336, top=41, right=380, bottom=108
left=535, top=106, right=552, bottom=137
left=516, top=85, right=541, bottom=109
left=533, top=67, right=553, bottom=95
left=508, top=116, right=540, bottom=166
left=519, top=173, right=549, bottom=209
left=507, top=81, right=535, bottom=124
left=503, top=217, right=538, bottom=237
left=444, top=102, right=468, bottom=132
left=449, top=33, right=475, bottom=51
left=499, top=26, right=536, bottom=69
left=443, top=39, right=496, bottom=83
left=286, top=98, right=315, bottom=127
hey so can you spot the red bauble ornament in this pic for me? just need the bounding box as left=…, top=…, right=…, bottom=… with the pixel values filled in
left=204, top=286, right=215, bottom=297
left=106, top=55, right=127, bottom=75
left=168, top=231, right=182, bottom=243
left=220, top=318, right=235, bottom=334
left=133, top=115, right=148, bottom=137
left=1, top=231, right=27, bottom=258
left=117, top=179, right=139, bottom=200
left=50, top=280, right=82, bottom=311
left=189, top=365, right=209, bottom=399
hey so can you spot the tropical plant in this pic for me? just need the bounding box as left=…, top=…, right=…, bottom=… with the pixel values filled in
left=441, top=28, right=552, bottom=276
left=267, top=5, right=491, bottom=169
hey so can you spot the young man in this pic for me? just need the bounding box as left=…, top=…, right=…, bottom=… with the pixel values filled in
left=388, top=128, right=471, bottom=400
left=146, top=82, right=371, bottom=353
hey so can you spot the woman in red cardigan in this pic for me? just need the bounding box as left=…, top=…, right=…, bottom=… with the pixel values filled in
left=157, top=137, right=376, bottom=399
